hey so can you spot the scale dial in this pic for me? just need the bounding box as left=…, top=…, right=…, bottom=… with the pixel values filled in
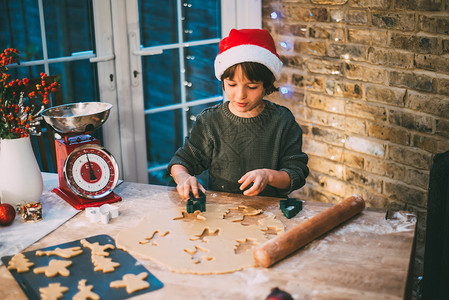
left=63, top=144, right=119, bottom=199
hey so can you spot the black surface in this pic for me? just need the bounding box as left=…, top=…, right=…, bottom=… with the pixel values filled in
left=1, top=234, right=163, bottom=299
left=422, top=150, right=449, bottom=300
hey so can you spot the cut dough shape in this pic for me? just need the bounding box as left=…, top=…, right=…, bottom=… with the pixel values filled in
left=80, top=239, right=115, bottom=256
left=261, top=225, right=284, bottom=238
left=223, top=205, right=263, bottom=222
left=73, top=279, right=100, bottom=300
left=110, top=272, right=150, bottom=294
left=91, top=254, right=120, bottom=273
left=7, top=253, right=34, bottom=273
left=189, top=227, right=220, bottom=242
left=116, top=203, right=284, bottom=274
left=234, top=238, right=259, bottom=254
left=184, top=245, right=214, bottom=264
left=33, top=259, right=72, bottom=277
left=139, top=230, right=170, bottom=245
left=173, top=210, right=206, bottom=221
left=36, top=247, right=83, bottom=258
left=39, top=282, right=69, bottom=300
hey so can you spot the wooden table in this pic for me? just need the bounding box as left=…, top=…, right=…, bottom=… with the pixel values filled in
left=0, top=173, right=416, bottom=299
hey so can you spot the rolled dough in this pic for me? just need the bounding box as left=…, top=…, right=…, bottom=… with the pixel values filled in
left=115, top=204, right=284, bottom=274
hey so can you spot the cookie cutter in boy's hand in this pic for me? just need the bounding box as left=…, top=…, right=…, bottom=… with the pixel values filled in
left=85, top=204, right=119, bottom=224
left=187, top=191, right=206, bottom=213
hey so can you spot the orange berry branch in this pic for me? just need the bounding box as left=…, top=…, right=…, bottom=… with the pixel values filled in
left=0, top=48, right=61, bottom=139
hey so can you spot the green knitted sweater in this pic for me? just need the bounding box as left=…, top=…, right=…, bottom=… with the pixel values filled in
left=168, top=100, right=309, bottom=197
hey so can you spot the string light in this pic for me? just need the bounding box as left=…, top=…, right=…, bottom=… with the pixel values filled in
left=271, top=12, right=278, bottom=19
left=279, top=41, right=288, bottom=49
left=280, top=87, right=289, bottom=94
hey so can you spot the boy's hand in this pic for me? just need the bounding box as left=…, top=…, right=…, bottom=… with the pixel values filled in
left=238, top=169, right=270, bottom=196
left=176, top=173, right=206, bottom=201
left=171, top=164, right=206, bottom=200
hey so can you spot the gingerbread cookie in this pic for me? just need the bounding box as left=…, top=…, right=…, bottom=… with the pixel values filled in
left=110, top=272, right=150, bottom=293
left=80, top=239, right=115, bottom=256
left=39, top=282, right=69, bottom=300
left=33, top=259, right=72, bottom=277
left=36, top=247, right=83, bottom=259
left=7, top=253, right=34, bottom=273
left=73, top=279, right=100, bottom=300
left=91, top=254, right=120, bottom=273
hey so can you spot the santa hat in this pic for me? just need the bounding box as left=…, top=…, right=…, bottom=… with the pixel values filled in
left=214, top=29, right=283, bottom=81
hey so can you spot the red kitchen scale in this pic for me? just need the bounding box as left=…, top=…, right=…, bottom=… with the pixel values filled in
left=41, top=102, right=121, bottom=210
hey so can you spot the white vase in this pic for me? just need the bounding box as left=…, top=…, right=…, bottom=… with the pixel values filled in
left=0, top=136, right=43, bottom=206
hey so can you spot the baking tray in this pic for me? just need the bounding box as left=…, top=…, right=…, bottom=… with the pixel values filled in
left=1, top=234, right=163, bottom=299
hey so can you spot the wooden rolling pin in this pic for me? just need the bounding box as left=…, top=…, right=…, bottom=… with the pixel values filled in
left=253, top=195, right=365, bottom=268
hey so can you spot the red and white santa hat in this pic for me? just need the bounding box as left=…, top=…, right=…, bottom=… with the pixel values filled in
left=214, top=28, right=283, bottom=81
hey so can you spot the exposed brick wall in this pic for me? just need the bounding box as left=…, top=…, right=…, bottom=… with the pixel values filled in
left=262, top=0, right=449, bottom=283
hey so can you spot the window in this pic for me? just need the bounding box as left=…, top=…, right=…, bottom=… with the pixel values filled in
left=1, top=0, right=261, bottom=184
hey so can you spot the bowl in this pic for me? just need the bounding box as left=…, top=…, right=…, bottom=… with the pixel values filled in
left=41, top=102, right=112, bottom=135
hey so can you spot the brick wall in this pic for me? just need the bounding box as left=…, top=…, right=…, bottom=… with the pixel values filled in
left=262, top=0, right=449, bottom=282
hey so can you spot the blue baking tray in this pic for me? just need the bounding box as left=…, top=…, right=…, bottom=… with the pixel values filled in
left=1, top=234, right=163, bottom=299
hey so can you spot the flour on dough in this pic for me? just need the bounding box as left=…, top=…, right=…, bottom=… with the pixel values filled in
left=115, top=203, right=284, bottom=274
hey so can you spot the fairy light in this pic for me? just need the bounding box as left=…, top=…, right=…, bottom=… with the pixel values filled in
left=280, top=41, right=288, bottom=49
left=271, top=12, right=278, bottom=19
left=280, top=87, right=289, bottom=94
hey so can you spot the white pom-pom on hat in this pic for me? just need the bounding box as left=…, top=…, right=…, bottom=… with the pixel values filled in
left=214, top=29, right=283, bottom=81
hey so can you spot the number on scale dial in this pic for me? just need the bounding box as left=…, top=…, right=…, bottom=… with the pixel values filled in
left=63, top=144, right=119, bottom=199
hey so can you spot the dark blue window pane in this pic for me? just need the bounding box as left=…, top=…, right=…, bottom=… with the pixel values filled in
left=142, top=49, right=181, bottom=109
left=146, top=109, right=183, bottom=165
left=49, top=60, right=99, bottom=104
left=139, top=0, right=178, bottom=47
left=6, top=65, right=45, bottom=83
left=185, top=44, right=221, bottom=101
left=182, top=0, right=220, bottom=42
left=43, top=0, right=94, bottom=58
left=0, top=0, right=43, bottom=60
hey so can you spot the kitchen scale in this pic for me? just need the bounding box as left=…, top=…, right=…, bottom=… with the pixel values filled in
left=41, top=102, right=121, bottom=210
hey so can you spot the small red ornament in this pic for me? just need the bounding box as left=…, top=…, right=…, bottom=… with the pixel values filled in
left=0, top=203, right=16, bottom=226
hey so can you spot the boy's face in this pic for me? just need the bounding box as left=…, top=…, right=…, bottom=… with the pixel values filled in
left=223, top=65, right=266, bottom=118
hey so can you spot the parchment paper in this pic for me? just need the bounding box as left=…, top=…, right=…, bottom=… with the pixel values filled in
left=0, top=173, right=79, bottom=265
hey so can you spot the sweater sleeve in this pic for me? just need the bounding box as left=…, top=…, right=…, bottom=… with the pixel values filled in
left=167, top=114, right=212, bottom=176
left=278, top=117, right=309, bottom=195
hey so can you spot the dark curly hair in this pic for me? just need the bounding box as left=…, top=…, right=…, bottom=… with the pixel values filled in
left=220, top=62, right=279, bottom=95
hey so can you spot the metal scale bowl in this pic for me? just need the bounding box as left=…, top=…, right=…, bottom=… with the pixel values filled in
left=42, top=102, right=121, bottom=210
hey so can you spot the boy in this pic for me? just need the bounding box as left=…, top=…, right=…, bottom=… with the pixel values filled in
left=168, top=28, right=309, bottom=200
